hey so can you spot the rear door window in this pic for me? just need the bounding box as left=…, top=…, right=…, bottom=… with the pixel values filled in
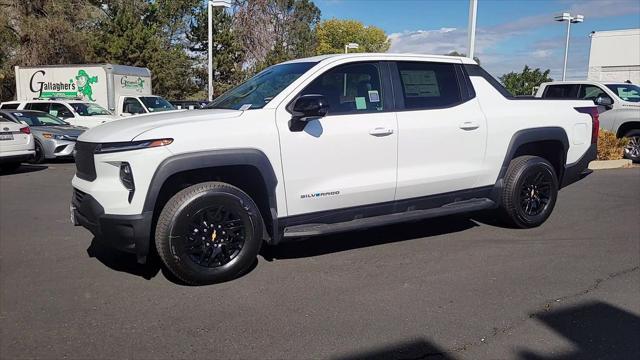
left=26, top=102, right=50, bottom=112
left=395, top=61, right=461, bottom=109
left=0, top=103, right=19, bottom=109
left=542, top=84, right=579, bottom=99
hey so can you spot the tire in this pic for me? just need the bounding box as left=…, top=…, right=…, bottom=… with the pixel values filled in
left=500, top=155, right=559, bottom=228
left=622, top=129, right=640, bottom=163
left=32, top=141, right=45, bottom=164
left=155, top=182, right=263, bottom=285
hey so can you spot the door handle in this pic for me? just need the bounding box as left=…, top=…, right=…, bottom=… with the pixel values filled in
left=369, top=127, right=394, bottom=136
left=459, top=121, right=479, bottom=130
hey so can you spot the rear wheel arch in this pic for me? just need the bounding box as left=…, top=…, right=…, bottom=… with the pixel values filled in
left=144, top=149, right=279, bottom=242
left=497, top=127, right=569, bottom=185
left=616, top=121, right=640, bottom=138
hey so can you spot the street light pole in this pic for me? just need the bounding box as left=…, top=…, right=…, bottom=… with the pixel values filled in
left=555, top=12, right=584, bottom=81
left=208, top=0, right=232, bottom=102
left=562, top=20, right=571, bottom=81
left=467, top=0, right=478, bottom=60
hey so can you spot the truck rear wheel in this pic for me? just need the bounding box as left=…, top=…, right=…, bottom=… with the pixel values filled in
left=500, top=155, right=558, bottom=228
left=155, top=182, right=263, bottom=285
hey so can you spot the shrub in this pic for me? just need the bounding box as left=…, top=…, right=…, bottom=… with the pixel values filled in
left=597, top=130, right=629, bottom=160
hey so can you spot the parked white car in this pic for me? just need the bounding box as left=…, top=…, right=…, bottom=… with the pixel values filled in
left=0, top=116, right=34, bottom=171
left=536, top=81, right=640, bottom=162
left=0, top=99, right=115, bottom=128
left=71, top=53, right=598, bottom=285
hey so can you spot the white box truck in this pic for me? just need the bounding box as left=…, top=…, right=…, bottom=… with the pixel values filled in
left=14, top=64, right=176, bottom=117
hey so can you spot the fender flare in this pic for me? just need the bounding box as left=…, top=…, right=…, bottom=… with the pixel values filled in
left=142, top=149, right=279, bottom=240
left=493, top=127, right=569, bottom=197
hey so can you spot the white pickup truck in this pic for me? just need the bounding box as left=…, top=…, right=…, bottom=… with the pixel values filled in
left=536, top=81, right=640, bottom=162
left=71, top=53, right=598, bottom=285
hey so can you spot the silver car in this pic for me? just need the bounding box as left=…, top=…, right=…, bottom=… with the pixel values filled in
left=0, top=110, right=85, bottom=163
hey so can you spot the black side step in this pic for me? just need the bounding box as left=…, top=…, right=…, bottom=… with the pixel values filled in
left=283, top=198, right=495, bottom=238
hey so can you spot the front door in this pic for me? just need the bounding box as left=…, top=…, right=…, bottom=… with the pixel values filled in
left=277, top=62, right=398, bottom=216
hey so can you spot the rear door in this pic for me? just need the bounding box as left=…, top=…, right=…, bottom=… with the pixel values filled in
left=392, top=60, right=488, bottom=199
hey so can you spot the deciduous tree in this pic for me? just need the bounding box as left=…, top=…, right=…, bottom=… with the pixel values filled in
left=499, top=65, right=552, bottom=96
left=315, top=19, right=390, bottom=55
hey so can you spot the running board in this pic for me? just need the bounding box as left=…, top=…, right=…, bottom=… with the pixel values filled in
left=283, top=198, right=495, bottom=238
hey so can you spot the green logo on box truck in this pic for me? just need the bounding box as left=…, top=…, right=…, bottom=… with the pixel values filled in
left=29, top=69, right=98, bottom=101
left=120, top=76, right=145, bottom=92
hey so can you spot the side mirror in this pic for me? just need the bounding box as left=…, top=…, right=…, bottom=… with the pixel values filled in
left=291, top=94, right=329, bottom=121
left=595, top=96, right=613, bottom=108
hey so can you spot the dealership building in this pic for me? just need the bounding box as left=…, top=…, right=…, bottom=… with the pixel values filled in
left=587, top=28, right=640, bottom=84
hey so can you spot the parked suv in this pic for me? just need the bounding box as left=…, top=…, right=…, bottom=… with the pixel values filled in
left=536, top=81, right=640, bottom=162
left=0, top=99, right=115, bottom=128
left=72, top=54, right=598, bottom=285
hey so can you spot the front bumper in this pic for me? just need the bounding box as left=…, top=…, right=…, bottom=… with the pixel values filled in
left=44, top=139, right=76, bottom=159
left=561, top=143, right=597, bottom=188
left=71, top=188, right=153, bottom=263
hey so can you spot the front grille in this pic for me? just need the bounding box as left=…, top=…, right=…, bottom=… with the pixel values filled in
left=74, top=141, right=98, bottom=181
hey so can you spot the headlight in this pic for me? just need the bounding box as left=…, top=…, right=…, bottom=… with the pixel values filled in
left=119, top=162, right=135, bottom=203
left=42, top=133, right=66, bottom=140
left=95, top=138, right=173, bottom=154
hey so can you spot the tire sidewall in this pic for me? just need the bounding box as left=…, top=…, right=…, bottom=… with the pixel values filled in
left=623, top=130, right=640, bottom=163
left=157, top=185, right=263, bottom=284
left=511, top=159, right=558, bottom=227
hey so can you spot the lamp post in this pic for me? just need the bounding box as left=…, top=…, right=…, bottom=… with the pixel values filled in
left=344, top=43, right=359, bottom=54
left=555, top=12, right=584, bottom=81
left=467, top=0, right=478, bottom=60
left=208, top=0, right=232, bottom=102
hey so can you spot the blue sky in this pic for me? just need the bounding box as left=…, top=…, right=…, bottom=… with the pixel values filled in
left=315, top=0, right=640, bottom=79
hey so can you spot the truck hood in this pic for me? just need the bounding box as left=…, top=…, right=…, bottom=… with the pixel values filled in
left=78, top=109, right=242, bottom=143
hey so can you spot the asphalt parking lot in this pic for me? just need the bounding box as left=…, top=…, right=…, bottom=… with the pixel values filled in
left=0, top=162, right=638, bottom=360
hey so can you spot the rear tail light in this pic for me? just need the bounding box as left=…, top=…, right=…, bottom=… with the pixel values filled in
left=575, top=107, right=599, bottom=144
left=19, top=126, right=30, bottom=134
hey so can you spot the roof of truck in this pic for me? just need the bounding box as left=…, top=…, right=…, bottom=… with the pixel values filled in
left=540, top=81, right=636, bottom=86
left=282, top=53, right=478, bottom=65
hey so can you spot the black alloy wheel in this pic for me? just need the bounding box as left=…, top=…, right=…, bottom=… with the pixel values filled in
left=500, top=155, right=559, bottom=228
left=155, top=182, right=263, bottom=285
left=181, top=205, right=246, bottom=268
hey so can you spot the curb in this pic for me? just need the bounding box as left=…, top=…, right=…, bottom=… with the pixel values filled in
left=588, top=159, right=632, bottom=170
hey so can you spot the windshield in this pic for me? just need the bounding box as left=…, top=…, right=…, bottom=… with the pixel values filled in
left=139, top=97, right=175, bottom=112
left=207, top=62, right=317, bottom=110
left=70, top=103, right=112, bottom=116
left=11, top=112, right=68, bottom=126
left=605, top=84, right=640, bottom=103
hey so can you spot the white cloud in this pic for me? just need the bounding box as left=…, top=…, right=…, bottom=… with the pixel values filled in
left=387, top=0, right=639, bottom=80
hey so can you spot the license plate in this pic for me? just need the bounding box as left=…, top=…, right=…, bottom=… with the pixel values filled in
left=0, top=132, right=13, bottom=140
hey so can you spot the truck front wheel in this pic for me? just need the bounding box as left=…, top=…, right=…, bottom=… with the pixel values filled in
left=623, top=129, right=640, bottom=163
left=500, top=155, right=558, bottom=228
left=155, top=182, right=263, bottom=285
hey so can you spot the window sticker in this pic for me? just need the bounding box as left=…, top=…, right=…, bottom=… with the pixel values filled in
left=401, top=70, right=440, bottom=97
left=355, top=97, right=367, bottom=110
left=368, top=90, right=380, bottom=103
left=50, top=110, right=59, bottom=116
left=239, top=104, right=252, bottom=111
